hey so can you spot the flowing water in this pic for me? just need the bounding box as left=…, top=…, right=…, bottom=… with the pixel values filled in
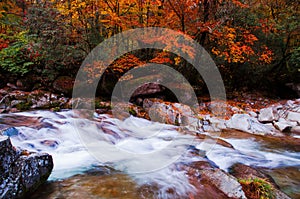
left=1, top=110, right=299, bottom=198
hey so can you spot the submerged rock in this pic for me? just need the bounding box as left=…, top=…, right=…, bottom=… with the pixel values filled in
left=0, top=125, right=19, bottom=137
left=262, top=166, right=300, bottom=199
left=29, top=169, right=140, bottom=199
left=0, top=136, right=53, bottom=199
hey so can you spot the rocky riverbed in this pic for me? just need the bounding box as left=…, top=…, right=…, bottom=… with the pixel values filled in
left=0, top=88, right=299, bottom=198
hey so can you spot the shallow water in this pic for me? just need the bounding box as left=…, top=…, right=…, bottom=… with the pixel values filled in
left=262, top=166, right=300, bottom=199
left=1, top=110, right=300, bottom=198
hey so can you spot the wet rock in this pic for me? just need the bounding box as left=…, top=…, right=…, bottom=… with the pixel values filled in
left=7, top=83, right=18, bottom=90
left=108, top=102, right=149, bottom=120
left=274, top=122, right=292, bottom=132
left=0, top=136, right=53, bottom=199
left=40, top=140, right=59, bottom=148
left=0, top=136, right=18, bottom=174
left=200, top=169, right=246, bottom=199
left=194, top=133, right=234, bottom=149
left=0, top=88, right=8, bottom=96
left=231, top=107, right=242, bottom=114
left=183, top=159, right=246, bottom=199
left=229, top=163, right=291, bottom=199
left=29, top=170, right=140, bottom=199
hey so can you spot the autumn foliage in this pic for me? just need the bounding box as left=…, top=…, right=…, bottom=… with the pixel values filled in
left=0, top=0, right=299, bottom=92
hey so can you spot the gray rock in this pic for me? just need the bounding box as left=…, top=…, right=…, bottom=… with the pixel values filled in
left=0, top=136, right=18, bottom=174
left=286, top=111, right=300, bottom=123
left=200, top=169, right=246, bottom=199
left=131, top=83, right=165, bottom=99
left=274, top=121, right=292, bottom=132
left=273, top=118, right=297, bottom=132
left=0, top=136, right=53, bottom=199
left=205, top=116, right=227, bottom=131
left=258, top=107, right=278, bottom=123
left=248, top=111, right=258, bottom=118
left=226, top=114, right=251, bottom=133
left=226, top=114, right=281, bottom=136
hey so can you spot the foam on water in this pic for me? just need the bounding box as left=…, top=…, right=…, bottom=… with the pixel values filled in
left=7, top=110, right=198, bottom=197
left=198, top=138, right=300, bottom=171
left=4, top=110, right=300, bottom=198
left=10, top=111, right=99, bottom=180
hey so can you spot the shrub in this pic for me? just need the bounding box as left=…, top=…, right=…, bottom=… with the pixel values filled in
left=0, top=31, right=36, bottom=75
left=239, top=178, right=274, bottom=199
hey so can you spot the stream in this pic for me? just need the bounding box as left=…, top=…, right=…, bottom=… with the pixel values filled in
left=1, top=110, right=299, bottom=198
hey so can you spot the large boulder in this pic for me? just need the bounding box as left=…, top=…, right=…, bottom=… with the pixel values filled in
left=52, top=76, right=74, bottom=96
left=0, top=136, right=53, bottom=199
left=142, top=99, right=201, bottom=129
left=131, top=83, right=166, bottom=100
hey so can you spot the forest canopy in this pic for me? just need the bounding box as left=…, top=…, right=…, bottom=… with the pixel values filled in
left=0, top=0, right=299, bottom=96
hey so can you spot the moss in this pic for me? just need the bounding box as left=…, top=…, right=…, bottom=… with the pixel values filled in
left=52, top=107, right=61, bottom=112
left=16, top=101, right=33, bottom=111
left=128, top=107, right=137, bottom=116
left=239, top=178, right=274, bottom=199
left=95, top=99, right=111, bottom=109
